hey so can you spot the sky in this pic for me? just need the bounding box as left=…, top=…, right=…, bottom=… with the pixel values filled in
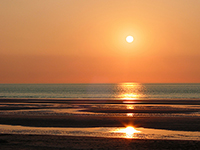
left=0, top=0, right=200, bottom=83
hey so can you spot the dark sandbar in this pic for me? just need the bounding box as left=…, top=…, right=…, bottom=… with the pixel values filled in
left=0, top=134, right=200, bottom=150
left=0, top=115, right=200, bottom=131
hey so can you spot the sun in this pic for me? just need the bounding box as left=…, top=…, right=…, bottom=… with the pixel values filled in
left=126, top=36, right=134, bottom=43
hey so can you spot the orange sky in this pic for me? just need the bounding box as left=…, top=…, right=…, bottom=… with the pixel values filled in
left=0, top=0, right=200, bottom=83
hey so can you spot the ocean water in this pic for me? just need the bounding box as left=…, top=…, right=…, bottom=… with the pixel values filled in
left=0, top=83, right=199, bottom=99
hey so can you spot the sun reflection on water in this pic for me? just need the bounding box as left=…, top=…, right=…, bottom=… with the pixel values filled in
left=119, top=83, right=145, bottom=100
left=112, top=126, right=141, bottom=139
left=121, top=93, right=138, bottom=100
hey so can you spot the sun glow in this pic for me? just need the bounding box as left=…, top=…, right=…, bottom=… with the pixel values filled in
left=126, top=36, right=134, bottom=43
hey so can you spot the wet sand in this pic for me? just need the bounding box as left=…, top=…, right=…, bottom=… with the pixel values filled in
left=0, top=98, right=200, bottom=149
left=0, top=115, right=200, bottom=131
left=0, top=98, right=200, bottom=131
left=1, top=134, right=200, bottom=150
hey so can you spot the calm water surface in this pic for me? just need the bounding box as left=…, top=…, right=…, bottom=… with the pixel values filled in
left=0, top=83, right=200, bottom=99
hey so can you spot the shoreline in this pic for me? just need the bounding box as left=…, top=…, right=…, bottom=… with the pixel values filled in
left=1, top=98, right=200, bottom=104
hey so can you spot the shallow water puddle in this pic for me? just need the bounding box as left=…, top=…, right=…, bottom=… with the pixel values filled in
left=0, top=124, right=200, bottom=141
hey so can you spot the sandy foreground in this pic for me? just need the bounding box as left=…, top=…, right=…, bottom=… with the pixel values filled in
left=0, top=134, right=200, bottom=150
left=0, top=98, right=200, bottom=149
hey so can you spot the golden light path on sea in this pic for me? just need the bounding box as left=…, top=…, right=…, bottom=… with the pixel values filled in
left=119, top=83, right=145, bottom=100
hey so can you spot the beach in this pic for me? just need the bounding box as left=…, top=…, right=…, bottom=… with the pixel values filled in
left=1, top=134, right=200, bottom=150
left=0, top=98, right=200, bottom=131
left=0, top=98, right=200, bottom=149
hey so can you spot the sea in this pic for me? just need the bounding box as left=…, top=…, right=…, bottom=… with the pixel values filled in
left=0, top=83, right=199, bottom=99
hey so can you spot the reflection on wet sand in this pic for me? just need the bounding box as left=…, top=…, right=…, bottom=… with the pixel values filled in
left=126, top=105, right=134, bottom=109
left=126, top=104, right=135, bottom=117
left=112, top=126, right=141, bottom=138
left=0, top=124, right=200, bottom=140
left=126, top=113, right=134, bottom=117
